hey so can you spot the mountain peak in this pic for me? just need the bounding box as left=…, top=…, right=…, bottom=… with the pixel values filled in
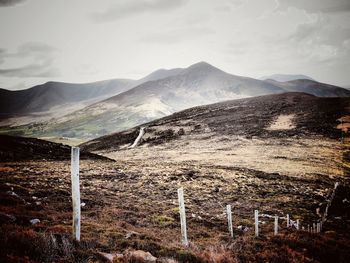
left=188, top=61, right=213, bottom=68
left=184, top=61, right=223, bottom=74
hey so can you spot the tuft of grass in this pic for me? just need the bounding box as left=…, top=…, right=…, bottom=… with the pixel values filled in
left=152, top=215, right=175, bottom=227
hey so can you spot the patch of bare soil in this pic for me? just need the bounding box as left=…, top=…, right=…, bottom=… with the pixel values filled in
left=267, top=114, right=296, bottom=130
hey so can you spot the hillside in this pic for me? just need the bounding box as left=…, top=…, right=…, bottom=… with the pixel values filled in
left=0, top=135, right=108, bottom=162
left=81, top=92, right=349, bottom=152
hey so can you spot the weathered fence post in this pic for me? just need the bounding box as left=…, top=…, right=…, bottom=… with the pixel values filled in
left=274, top=216, right=278, bottom=235
left=254, top=210, right=259, bottom=237
left=296, top=219, right=300, bottom=230
left=286, top=214, right=290, bottom=227
left=71, top=147, right=81, bottom=241
left=177, top=187, right=188, bottom=246
left=226, top=204, right=233, bottom=238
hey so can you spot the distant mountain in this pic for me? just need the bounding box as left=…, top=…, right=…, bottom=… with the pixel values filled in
left=260, top=74, right=314, bottom=82
left=0, top=79, right=136, bottom=126
left=81, top=92, right=349, bottom=153
left=264, top=79, right=350, bottom=97
left=0, top=69, right=184, bottom=127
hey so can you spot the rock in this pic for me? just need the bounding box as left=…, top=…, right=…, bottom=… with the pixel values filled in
left=97, top=252, right=124, bottom=262
left=159, top=258, right=178, bottom=263
left=30, top=218, right=40, bottom=225
left=81, top=202, right=86, bottom=207
left=125, top=230, right=140, bottom=239
left=126, top=250, right=157, bottom=262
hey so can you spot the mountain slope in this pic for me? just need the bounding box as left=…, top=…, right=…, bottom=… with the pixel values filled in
left=81, top=92, right=349, bottom=152
left=0, top=69, right=184, bottom=127
left=0, top=79, right=135, bottom=115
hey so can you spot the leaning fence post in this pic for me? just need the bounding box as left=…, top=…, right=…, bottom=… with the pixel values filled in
left=177, top=187, right=188, bottom=246
left=226, top=204, right=233, bottom=238
left=274, top=216, right=278, bottom=235
left=254, top=210, right=259, bottom=237
left=71, top=147, right=81, bottom=241
left=286, top=214, right=290, bottom=227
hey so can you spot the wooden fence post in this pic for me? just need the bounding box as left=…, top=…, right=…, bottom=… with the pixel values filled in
left=254, top=210, right=259, bottom=237
left=274, top=216, right=278, bottom=235
left=286, top=214, right=290, bottom=227
left=177, top=188, right=188, bottom=246
left=296, top=219, right=300, bottom=230
left=71, top=147, right=81, bottom=241
left=226, top=204, right=233, bottom=238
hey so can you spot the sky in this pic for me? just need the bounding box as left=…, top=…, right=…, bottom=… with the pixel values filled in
left=0, top=0, right=350, bottom=90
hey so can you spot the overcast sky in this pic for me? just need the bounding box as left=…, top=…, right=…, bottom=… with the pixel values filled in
left=0, top=0, right=350, bottom=90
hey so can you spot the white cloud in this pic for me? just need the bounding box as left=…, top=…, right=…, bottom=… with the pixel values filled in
left=91, top=0, right=188, bottom=22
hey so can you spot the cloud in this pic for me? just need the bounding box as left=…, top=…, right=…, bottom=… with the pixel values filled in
left=0, top=42, right=60, bottom=78
left=0, top=0, right=26, bottom=7
left=139, top=26, right=215, bottom=44
left=256, top=13, right=350, bottom=66
left=276, top=0, right=350, bottom=13
left=91, top=0, right=188, bottom=22
left=290, top=15, right=350, bottom=45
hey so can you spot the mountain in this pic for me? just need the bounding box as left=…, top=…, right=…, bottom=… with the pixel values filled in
left=33, top=62, right=289, bottom=138
left=264, top=79, right=350, bottom=97
left=0, top=79, right=135, bottom=126
left=2, top=62, right=350, bottom=139
left=80, top=92, right=349, bottom=152
left=260, top=74, right=314, bottom=82
left=0, top=69, right=184, bottom=127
